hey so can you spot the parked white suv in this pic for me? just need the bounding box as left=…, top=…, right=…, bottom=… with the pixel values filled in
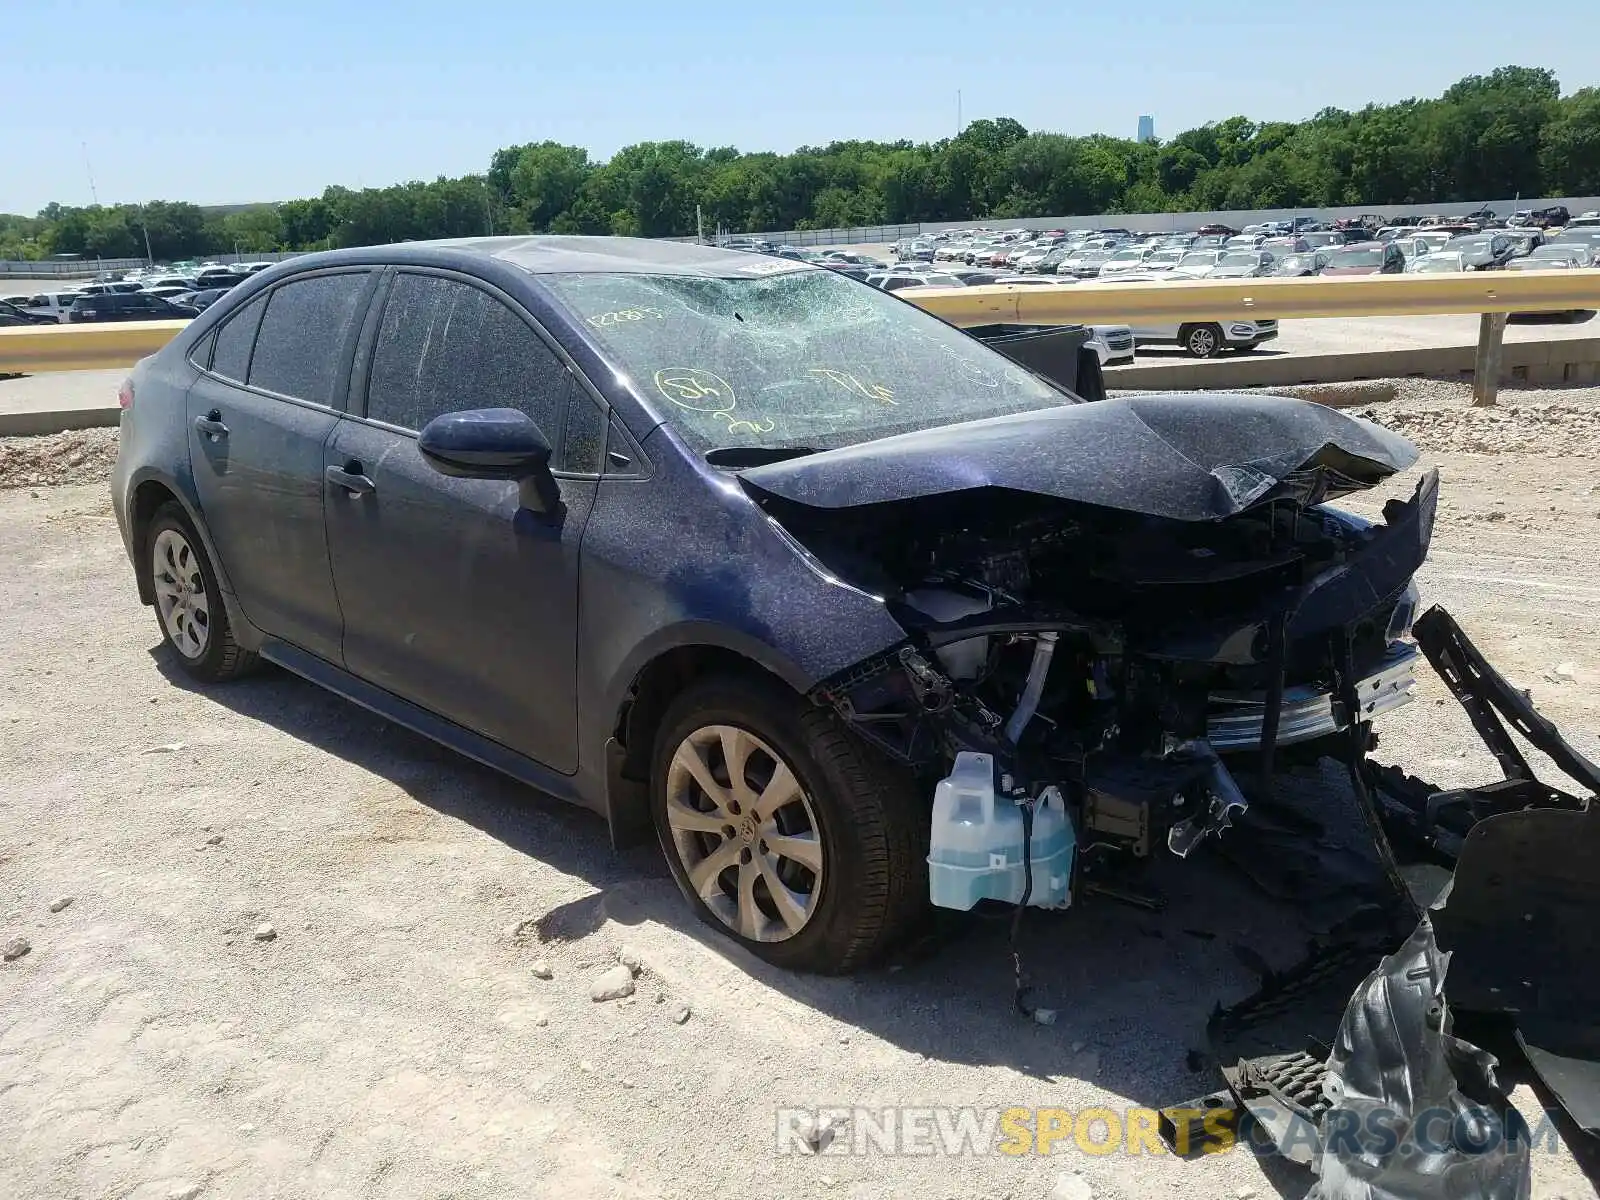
left=1135, top=318, right=1278, bottom=358
left=1081, top=271, right=1277, bottom=357
left=23, top=292, right=84, bottom=323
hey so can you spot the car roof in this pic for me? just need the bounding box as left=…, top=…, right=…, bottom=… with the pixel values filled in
left=283, top=235, right=819, bottom=280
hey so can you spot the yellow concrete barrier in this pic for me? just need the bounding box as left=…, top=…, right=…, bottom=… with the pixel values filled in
left=903, top=269, right=1600, bottom=327
left=0, top=320, right=190, bottom=374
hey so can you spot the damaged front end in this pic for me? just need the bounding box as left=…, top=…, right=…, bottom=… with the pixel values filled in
left=745, top=393, right=1600, bottom=1184
left=741, top=394, right=1433, bottom=902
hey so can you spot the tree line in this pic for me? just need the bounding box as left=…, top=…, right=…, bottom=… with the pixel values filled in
left=4, top=67, right=1597, bottom=263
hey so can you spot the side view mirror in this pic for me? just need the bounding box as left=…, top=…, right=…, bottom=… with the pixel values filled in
left=418, top=407, right=560, bottom=513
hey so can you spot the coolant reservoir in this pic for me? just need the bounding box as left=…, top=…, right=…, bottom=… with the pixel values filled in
left=904, top=588, right=991, bottom=679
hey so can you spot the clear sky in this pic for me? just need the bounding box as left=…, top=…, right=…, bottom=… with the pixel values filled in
left=5, top=0, right=1596, bottom=215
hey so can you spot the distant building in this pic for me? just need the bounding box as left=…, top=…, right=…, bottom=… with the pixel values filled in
left=1137, top=115, right=1155, bottom=144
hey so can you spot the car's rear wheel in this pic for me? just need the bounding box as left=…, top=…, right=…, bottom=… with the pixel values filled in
left=146, top=503, right=258, bottom=683
left=1181, top=323, right=1224, bottom=358
left=651, top=675, right=927, bottom=974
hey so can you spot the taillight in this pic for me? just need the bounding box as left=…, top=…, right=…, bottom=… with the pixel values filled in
left=118, top=379, right=134, bottom=410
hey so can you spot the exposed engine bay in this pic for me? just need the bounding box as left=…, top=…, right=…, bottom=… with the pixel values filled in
left=734, top=394, right=1434, bottom=890
left=755, top=467, right=1433, bottom=878
left=737, top=393, right=1598, bottom=1193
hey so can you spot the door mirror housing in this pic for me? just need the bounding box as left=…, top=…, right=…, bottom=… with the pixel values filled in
left=418, top=408, right=560, bottom=513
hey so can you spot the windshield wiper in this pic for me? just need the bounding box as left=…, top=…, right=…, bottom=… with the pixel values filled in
left=704, top=445, right=821, bottom=469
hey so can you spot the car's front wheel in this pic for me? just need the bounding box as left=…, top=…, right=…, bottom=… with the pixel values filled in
left=651, top=674, right=927, bottom=974
left=146, top=503, right=258, bottom=683
left=1180, top=323, right=1224, bottom=358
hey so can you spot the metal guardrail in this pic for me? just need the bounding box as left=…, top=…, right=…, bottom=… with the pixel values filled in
left=0, top=321, right=190, bottom=374
left=2, top=272, right=1597, bottom=400
left=901, top=270, right=1600, bottom=326
left=901, top=270, right=1600, bottom=404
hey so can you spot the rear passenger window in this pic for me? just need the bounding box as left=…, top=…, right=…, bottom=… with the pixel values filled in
left=247, top=273, right=369, bottom=405
left=366, top=273, right=567, bottom=438
left=188, top=330, right=217, bottom=371
left=209, top=295, right=266, bottom=382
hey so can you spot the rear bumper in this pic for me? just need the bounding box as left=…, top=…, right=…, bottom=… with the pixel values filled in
left=1206, top=641, right=1420, bottom=752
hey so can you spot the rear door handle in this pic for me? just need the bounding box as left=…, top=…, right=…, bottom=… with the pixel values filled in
left=194, top=412, right=229, bottom=440
left=325, top=463, right=376, bottom=497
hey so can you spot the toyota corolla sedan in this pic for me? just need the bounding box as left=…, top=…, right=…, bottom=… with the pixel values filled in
left=113, top=236, right=1433, bottom=975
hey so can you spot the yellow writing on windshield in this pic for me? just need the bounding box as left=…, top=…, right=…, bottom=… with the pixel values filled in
left=655, top=367, right=736, bottom=411
left=808, top=369, right=896, bottom=405
left=587, top=306, right=664, bottom=328
left=653, top=367, right=774, bottom=436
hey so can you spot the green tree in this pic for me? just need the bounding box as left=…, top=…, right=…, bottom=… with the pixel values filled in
left=504, top=142, right=593, bottom=230
left=222, top=207, right=286, bottom=252
left=1541, top=88, right=1600, bottom=194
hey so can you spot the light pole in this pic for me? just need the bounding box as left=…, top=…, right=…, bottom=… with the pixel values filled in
left=137, top=205, right=154, bottom=266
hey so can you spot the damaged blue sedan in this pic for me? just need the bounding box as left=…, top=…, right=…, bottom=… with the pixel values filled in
left=113, top=236, right=1434, bottom=975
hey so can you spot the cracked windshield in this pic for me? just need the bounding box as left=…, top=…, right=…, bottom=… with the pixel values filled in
left=545, top=269, right=1066, bottom=452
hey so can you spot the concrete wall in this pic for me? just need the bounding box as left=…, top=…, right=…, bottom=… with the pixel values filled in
left=0, top=250, right=310, bottom=280
left=1106, top=334, right=1600, bottom=391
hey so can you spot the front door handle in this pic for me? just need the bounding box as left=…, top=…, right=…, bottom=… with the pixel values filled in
left=325, top=463, right=376, bottom=497
left=194, top=411, right=229, bottom=440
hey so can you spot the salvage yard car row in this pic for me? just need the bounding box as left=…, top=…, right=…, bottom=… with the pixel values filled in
left=0, top=260, right=278, bottom=325
left=889, top=217, right=1600, bottom=281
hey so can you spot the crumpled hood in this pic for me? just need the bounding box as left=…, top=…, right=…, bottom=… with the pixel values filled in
left=738, top=394, right=1419, bottom=522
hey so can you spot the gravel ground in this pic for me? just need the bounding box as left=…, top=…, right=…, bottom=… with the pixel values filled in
left=1353, top=377, right=1600, bottom=458
left=3, top=390, right=1600, bottom=1199
left=0, top=426, right=119, bottom=490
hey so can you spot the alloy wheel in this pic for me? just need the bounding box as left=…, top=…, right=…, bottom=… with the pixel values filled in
left=663, top=724, right=824, bottom=943
left=1187, top=326, right=1219, bottom=357
left=151, top=528, right=210, bottom=659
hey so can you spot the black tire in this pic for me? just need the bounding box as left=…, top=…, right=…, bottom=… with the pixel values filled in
left=145, top=502, right=259, bottom=683
left=651, top=674, right=928, bottom=974
left=1180, top=323, right=1224, bottom=358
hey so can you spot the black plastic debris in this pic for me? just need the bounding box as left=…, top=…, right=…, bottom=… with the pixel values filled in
left=1433, top=806, right=1600, bottom=1136
left=1313, top=916, right=1529, bottom=1200
left=1157, top=1087, right=1242, bottom=1159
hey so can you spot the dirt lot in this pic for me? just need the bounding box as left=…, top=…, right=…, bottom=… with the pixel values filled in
left=4, top=381, right=1600, bottom=1199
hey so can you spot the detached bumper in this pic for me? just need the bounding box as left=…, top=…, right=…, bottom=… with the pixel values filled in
left=1206, top=641, right=1420, bottom=751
